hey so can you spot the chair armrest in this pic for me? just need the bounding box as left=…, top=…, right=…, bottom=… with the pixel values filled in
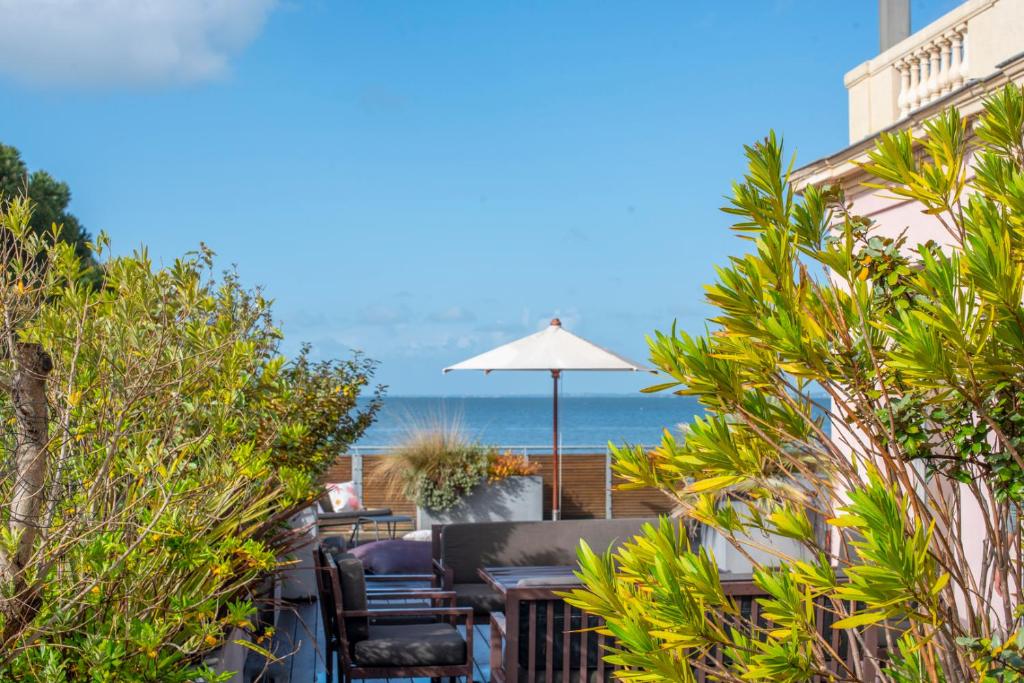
left=366, top=589, right=456, bottom=601
left=432, top=559, right=453, bottom=590
left=490, top=612, right=507, bottom=637
left=366, top=573, right=435, bottom=582
left=489, top=612, right=506, bottom=674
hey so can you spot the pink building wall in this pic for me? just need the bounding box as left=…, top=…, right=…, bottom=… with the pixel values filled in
left=835, top=157, right=1006, bottom=627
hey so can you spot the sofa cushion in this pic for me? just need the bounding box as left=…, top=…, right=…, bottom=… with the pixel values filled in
left=353, top=622, right=466, bottom=667
left=453, top=582, right=504, bottom=615
left=439, top=519, right=656, bottom=584
left=350, top=539, right=432, bottom=575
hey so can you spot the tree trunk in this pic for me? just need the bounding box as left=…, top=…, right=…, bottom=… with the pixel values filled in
left=1, top=342, right=51, bottom=638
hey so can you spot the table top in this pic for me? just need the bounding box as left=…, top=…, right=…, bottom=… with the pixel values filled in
left=357, top=514, right=412, bottom=523
left=478, top=565, right=583, bottom=596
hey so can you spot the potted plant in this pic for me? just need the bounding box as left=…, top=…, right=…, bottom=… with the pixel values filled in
left=382, top=427, right=543, bottom=527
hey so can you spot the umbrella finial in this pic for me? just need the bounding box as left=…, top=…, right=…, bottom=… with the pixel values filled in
left=550, top=318, right=562, bottom=327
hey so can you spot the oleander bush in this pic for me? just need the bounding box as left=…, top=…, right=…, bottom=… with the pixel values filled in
left=0, top=198, right=381, bottom=682
left=566, top=85, right=1024, bottom=682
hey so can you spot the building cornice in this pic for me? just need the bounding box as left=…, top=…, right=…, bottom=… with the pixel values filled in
left=793, top=50, right=1024, bottom=193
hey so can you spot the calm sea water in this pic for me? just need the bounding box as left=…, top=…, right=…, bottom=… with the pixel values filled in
left=355, top=395, right=705, bottom=449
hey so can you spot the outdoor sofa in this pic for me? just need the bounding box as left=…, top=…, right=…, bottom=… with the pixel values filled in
left=431, top=518, right=657, bottom=615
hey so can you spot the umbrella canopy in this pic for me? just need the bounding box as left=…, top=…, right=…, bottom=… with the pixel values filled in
left=444, top=318, right=650, bottom=520
left=444, top=319, right=647, bottom=373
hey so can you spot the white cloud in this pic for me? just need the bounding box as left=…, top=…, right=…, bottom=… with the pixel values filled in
left=0, top=0, right=277, bottom=88
left=428, top=306, right=477, bottom=324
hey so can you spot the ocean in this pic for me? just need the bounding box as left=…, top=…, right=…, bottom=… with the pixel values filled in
left=355, top=395, right=705, bottom=450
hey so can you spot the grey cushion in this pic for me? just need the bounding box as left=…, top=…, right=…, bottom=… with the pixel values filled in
left=454, top=582, right=504, bottom=615
left=353, top=622, right=466, bottom=667
left=440, top=519, right=656, bottom=583
left=336, top=554, right=369, bottom=641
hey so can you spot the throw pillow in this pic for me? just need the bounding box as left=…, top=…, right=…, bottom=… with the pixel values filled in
left=326, top=481, right=360, bottom=511
left=349, top=539, right=432, bottom=575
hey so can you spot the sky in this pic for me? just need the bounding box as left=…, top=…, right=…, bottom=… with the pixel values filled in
left=0, top=0, right=962, bottom=396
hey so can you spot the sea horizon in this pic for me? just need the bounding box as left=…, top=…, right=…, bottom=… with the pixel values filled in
left=356, top=394, right=701, bottom=448
left=356, top=393, right=830, bottom=449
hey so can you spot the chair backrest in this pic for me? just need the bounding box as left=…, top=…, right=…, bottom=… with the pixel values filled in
left=325, top=551, right=370, bottom=645
left=437, top=519, right=658, bottom=583
left=314, top=545, right=339, bottom=644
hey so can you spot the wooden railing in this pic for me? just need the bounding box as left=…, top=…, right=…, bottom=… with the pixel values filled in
left=323, top=449, right=675, bottom=530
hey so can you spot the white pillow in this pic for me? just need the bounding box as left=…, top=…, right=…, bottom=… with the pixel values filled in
left=403, top=529, right=432, bottom=542
left=326, top=481, right=360, bottom=512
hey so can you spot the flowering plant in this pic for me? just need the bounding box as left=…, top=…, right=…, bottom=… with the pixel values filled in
left=487, top=451, right=541, bottom=482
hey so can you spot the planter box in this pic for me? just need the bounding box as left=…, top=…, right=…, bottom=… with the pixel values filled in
left=417, top=475, right=543, bottom=528
left=279, top=505, right=318, bottom=600
left=700, top=498, right=819, bottom=574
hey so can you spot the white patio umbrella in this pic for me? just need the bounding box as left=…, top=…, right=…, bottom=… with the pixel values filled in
left=443, top=318, right=651, bottom=520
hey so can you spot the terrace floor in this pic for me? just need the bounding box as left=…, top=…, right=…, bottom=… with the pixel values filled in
left=253, top=595, right=491, bottom=683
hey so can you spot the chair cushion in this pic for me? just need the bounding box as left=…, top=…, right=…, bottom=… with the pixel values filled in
left=353, top=622, right=466, bottom=667
left=335, top=554, right=369, bottom=641
left=350, top=540, right=432, bottom=575
left=454, top=582, right=504, bottom=615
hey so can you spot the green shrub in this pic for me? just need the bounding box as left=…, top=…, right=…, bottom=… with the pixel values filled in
left=0, top=201, right=380, bottom=681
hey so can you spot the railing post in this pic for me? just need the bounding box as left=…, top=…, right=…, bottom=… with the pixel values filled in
left=352, top=448, right=364, bottom=500
left=897, top=59, right=911, bottom=117
left=605, top=445, right=613, bottom=519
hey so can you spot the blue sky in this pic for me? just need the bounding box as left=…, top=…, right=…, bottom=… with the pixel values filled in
left=0, top=0, right=960, bottom=395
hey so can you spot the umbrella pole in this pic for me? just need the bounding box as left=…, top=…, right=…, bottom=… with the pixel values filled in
left=552, top=369, right=560, bottom=521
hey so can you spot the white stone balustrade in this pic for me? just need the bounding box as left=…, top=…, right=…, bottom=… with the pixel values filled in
left=895, top=24, right=967, bottom=117
left=844, top=0, right=1023, bottom=143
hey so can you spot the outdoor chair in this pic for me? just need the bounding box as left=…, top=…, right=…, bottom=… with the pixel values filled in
left=316, top=495, right=393, bottom=544
left=488, top=589, right=613, bottom=683
left=316, top=545, right=474, bottom=683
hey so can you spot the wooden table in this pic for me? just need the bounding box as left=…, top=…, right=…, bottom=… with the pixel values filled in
left=478, top=566, right=611, bottom=683
left=478, top=565, right=582, bottom=596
